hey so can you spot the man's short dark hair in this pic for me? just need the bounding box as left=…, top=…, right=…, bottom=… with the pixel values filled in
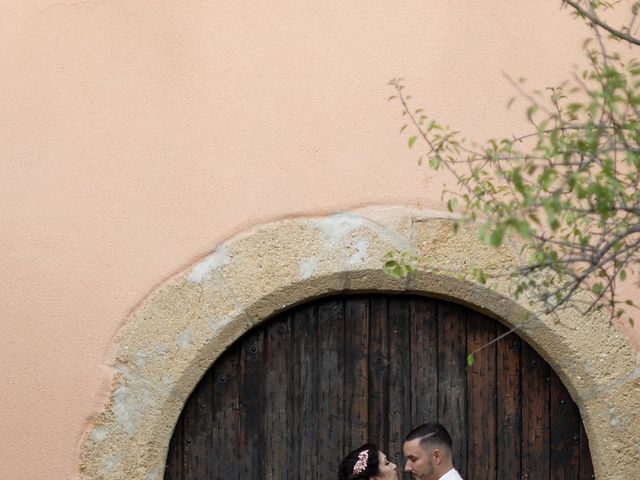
left=404, top=422, right=453, bottom=453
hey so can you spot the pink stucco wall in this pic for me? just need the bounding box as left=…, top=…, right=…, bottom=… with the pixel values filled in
left=2, top=2, right=638, bottom=479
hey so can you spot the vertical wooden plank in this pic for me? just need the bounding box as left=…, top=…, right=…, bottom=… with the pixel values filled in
left=496, top=327, right=522, bottom=480
left=238, top=329, right=265, bottom=480
left=368, top=296, right=389, bottom=452
left=264, top=313, right=292, bottom=480
left=211, top=346, right=239, bottom=480
left=550, top=372, right=581, bottom=479
left=344, top=296, right=369, bottom=448
left=466, top=311, right=496, bottom=480
left=292, top=304, right=318, bottom=479
left=164, top=417, right=183, bottom=480
left=182, top=371, right=213, bottom=480
left=437, top=301, right=468, bottom=477
left=521, top=343, right=550, bottom=480
left=317, top=299, right=345, bottom=480
left=579, top=423, right=595, bottom=480
left=388, top=296, right=411, bottom=467
left=410, top=297, right=438, bottom=426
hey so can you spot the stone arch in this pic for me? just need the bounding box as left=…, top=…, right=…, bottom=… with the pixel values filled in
left=79, top=207, right=640, bottom=479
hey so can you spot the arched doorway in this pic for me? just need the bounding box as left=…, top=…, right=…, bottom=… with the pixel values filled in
left=164, top=294, right=594, bottom=479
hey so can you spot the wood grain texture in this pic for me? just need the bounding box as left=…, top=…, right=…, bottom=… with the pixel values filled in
left=210, top=347, right=239, bottom=480
left=466, top=311, right=496, bottom=480
left=238, top=329, right=265, bottom=479
left=580, top=423, right=596, bottom=480
left=182, top=370, right=213, bottom=480
left=164, top=295, right=593, bottom=480
left=368, top=296, right=389, bottom=452
left=292, top=304, right=318, bottom=479
left=437, top=302, right=468, bottom=478
left=317, top=299, right=345, bottom=478
left=550, top=371, right=581, bottom=480
left=522, top=342, right=551, bottom=480
left=344, top=297, right=369, bottom=449
left=388, top=296, right=411, bottom=468
left=264, top=314, right=292, bottom=479
left=409, top=297, right=437, bottom=427
left=496, top=327, right=522, bottom=480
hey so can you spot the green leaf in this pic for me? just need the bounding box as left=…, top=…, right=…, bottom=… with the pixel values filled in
left=429, top=157, right=441, bottom=169
left=408, top=136, right=417, bottom=148
left=592, top=282, right=604, bottom=294
left=488, top=225, right=506, bottom=247
left=466, top=354, right=475, bottom=366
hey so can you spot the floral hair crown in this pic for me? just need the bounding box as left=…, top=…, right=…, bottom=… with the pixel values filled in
left=352, top=449, right=369, bottom=476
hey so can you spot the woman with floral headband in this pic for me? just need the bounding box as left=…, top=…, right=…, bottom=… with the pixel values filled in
left=338, top=443, right=399, bottom=480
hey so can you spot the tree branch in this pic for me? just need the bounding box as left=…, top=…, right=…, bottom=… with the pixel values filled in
left=563, top=0, right=640, bottom=46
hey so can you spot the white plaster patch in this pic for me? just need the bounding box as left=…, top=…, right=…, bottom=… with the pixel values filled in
left=134, top=351, right=148, bottom=367
left=208, top=315, right=232, bottom=332
left=175, top=330, right=193, bottom=350
left=299, top=257, right=317, bottom=279
left=101, top=454, right=121, bottom=475
left=145, top=469, right=162, bottom=480
left=607, top=404, right=625, bottom=428
left=348, top=238, right=369, bottom=265
left=155, top=342, right=167, bottom=356
left=113, top=385, right=144, bottom=435
left=161, top=373, right=174, bottom=385
left=187, top=246, right=231, bottom=283
left=112, top=372, right=157, bottom=435
left=90, top=426, right=109, bottom=443
left=317, top=213, right=364, bottom=247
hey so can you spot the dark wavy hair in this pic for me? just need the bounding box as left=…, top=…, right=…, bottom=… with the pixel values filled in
left=338, top=443, right=381, bottom=480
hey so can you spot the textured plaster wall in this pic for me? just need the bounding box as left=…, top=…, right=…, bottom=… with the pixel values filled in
left=1, top=1, right=639, bottom=480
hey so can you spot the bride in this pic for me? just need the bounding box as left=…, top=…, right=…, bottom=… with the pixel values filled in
left=338, top=443, right=399, bottom=480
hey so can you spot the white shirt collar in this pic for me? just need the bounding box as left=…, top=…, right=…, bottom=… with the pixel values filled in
left=439, top=468, right=463, bottom=480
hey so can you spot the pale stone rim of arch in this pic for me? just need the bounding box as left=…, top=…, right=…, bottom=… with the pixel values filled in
left=79, top=206, right=640, bottom=480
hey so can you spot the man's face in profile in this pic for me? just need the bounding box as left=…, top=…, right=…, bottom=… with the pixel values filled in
left=403, top=438, right=436, bottom=480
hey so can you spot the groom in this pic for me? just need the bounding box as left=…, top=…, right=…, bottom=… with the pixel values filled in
left=403, top=422, right=463, bottom=480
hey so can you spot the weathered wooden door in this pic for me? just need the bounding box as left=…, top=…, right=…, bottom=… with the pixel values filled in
left=164, top=294, right=594, bottom=479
